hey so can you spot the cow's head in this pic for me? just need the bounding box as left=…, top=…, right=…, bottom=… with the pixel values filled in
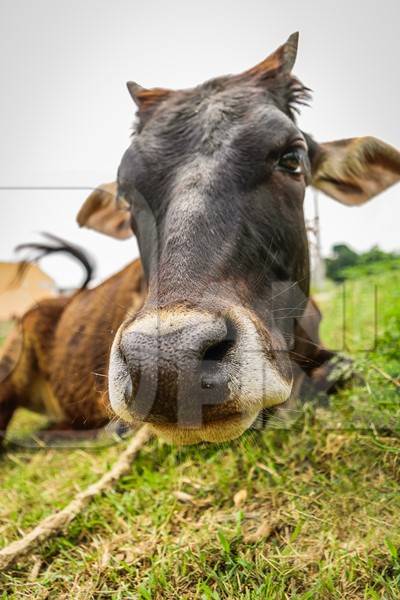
left=78, top=33, right=400, bottom=444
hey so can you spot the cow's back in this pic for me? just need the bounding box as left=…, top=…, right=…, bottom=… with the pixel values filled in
left=48, top=259, right=144, bottom=427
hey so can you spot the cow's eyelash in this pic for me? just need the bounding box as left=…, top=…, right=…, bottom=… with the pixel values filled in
left=267, top=137, right=306, bottom=162
left=281, top=138, right=307, bottom=154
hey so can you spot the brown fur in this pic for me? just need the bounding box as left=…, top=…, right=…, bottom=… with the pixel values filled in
left=76, top=183, right=132, bottom=240
left=312, top=137, right=400, bottom=205
left=134, top=87, right=172, bottom=109
left=245, top=31, right=299, bottom=78
left=0, top=260, right=144, bottom=437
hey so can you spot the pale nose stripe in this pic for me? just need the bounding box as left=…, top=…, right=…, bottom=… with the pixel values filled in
left=127, top=310, right=222, bottom=336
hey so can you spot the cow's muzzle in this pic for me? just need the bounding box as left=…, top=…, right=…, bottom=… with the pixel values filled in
left=108, top=307, right=292, bottom=444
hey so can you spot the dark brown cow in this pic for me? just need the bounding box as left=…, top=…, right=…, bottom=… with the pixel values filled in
left=1, top=33, right=399, bottom=445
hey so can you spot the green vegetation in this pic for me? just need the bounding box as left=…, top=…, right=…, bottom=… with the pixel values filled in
left=0, top=264, right=399, bottom=599
left=325, top=243, right=400, bottom=282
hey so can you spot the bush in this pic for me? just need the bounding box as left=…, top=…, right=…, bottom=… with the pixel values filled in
left=326, top=244, right=399, bottom=282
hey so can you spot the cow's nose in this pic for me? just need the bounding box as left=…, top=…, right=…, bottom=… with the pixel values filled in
left=118, top=311, right=236, bottom=425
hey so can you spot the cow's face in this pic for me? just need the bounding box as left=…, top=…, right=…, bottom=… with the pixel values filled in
left=78, top=34, right=400, bottom=444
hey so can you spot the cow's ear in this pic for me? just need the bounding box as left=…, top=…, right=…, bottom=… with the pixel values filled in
left=244, top=32, right=299, bottom=79
left=309, top=136, right=400, bottom=205
left=76, top=182, right=134, bottom=239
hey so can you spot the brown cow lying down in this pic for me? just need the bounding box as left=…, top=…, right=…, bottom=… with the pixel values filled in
left=1, top=33, right=399, bottom=445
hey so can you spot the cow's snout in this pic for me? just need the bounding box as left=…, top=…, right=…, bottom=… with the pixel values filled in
left=114, top=310, right=237, bottom=426
left=109, top=307, right=293, bottom=443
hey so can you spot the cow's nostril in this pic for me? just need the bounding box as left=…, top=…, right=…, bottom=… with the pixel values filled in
left=202, top=319, right=237, bottom=364
left=202, top=338, right=234, bottom=363
left=199, top=321, right=236, bottom=396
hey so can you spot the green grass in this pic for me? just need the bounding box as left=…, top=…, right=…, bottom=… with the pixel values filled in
left=0, top=268, right=399, bottom=599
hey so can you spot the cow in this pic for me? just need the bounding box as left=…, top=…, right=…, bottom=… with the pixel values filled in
left=1, top=33, right=399, bottom=446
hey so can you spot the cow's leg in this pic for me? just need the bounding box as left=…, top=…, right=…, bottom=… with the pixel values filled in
left=0, top=382, right=19, bottom=443
left=0, top=311, right=57, bottom=445
left=0, top=322, right=31, bottom=444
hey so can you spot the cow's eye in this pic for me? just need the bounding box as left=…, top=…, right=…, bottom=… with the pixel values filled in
left=277, top=149, right=303, bottom=174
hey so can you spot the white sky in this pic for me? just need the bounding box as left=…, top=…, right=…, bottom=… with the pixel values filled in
left=0, top=0, right=399, bottom=288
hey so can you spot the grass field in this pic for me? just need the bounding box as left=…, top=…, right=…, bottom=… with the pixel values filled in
left=0, top=268, right=399, bottom=599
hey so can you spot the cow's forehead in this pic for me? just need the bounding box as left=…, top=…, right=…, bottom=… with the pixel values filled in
left=134, top=81, right=300, bottom=157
